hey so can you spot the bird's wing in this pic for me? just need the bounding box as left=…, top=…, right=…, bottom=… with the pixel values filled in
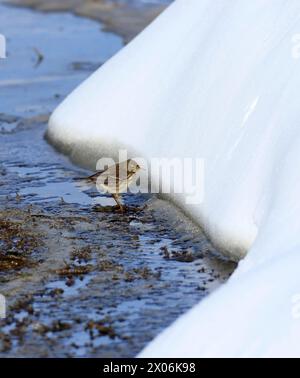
left=104, top=164, right=129, bottom=181
left=76, top=161, right=132, bottom=185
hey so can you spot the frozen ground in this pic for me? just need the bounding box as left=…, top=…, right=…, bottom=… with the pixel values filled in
left=0, top=3, right=234, bottom=357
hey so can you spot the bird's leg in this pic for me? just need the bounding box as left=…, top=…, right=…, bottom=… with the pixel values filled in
left=112, top=193, right=124, bottom=212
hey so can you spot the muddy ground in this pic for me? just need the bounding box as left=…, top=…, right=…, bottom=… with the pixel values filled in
left=0, top=120, right=236, bottom=357
left=0, top=2, right=236, bottom=357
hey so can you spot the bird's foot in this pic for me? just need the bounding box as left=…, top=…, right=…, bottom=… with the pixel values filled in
left=116, top=205, right=126, bottom=213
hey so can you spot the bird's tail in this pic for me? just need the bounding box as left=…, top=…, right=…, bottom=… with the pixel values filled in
left=73, top=171, right=103, bottom=182
left=73, top=177, right=94, bottom=192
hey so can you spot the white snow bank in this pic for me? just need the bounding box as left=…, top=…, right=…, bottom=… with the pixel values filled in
left=48, top=0, right=300, bottom=357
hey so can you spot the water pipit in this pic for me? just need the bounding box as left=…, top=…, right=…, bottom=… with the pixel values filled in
left=79, top=159, right=141, bottom=212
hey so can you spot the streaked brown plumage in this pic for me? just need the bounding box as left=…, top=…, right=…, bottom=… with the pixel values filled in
left=81, top=159, right=140, bottom=212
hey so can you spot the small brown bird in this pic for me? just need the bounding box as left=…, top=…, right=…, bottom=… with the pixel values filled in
left=80, top=159, right=141, bottom=212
